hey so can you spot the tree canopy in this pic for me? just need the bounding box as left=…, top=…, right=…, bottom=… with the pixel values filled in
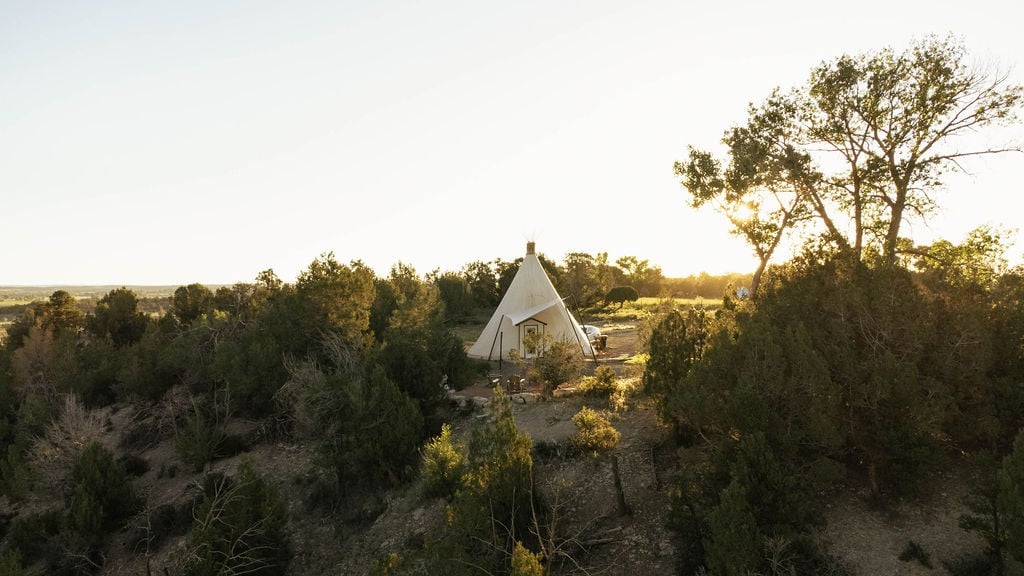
left=677, top=35, right=1022, bottom=293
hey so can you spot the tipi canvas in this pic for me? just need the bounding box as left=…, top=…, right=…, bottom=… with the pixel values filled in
left=467, top=242, right=595, bottom=361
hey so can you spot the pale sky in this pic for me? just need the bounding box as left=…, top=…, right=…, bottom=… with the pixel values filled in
left=2, top=0, right=1022, bottom=286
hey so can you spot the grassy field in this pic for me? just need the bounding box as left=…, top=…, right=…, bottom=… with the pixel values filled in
left=582, top=296, right=722, bottom=323
left=0, top=285, right=181, bottom=302
left=0, top=298, right=33, bottom=307
left=636, top=296, right=723, bottom=309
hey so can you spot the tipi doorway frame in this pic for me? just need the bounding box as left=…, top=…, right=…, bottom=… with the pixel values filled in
left=519, top=319, right=547, bottom=359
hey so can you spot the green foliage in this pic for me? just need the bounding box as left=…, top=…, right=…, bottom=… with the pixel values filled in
left=649, top=249, right=1024, bottom=571
left=570, top=407, right=620, bottom=452
left=174, top=399, right=226, bottom=473
left=577, top=365, right=617, bottom=398
left=370, top=264, right=475, bottom=411
left=285, top=335, right=425, bottom=492
left=560, top=252, right=612, bottom=308
left=999, top=429, right=1024, bottom=569
left=116, top=322, right=182, bottom=402
left=210, top=325, right=286, bottom=417
left=461, top=260, right=501, bottom=309
left=666, top=447, right=724, bottom=573
left=50, top=441, right=143, bottom=573
left=71, top=335, right=119, bottom=407
left=727, top=431, right=819, bottom=533
left=678, top=35, right=1023, bottom=275
left=69, top=442, right=140, bottom=540
left=673, top=257, right=946, bottom=498
left=171, top=283, right=214, bottom=326
left=87, top=287, right=151, bottom=347
left=430, top=271, right=476, bottom=324
left=183, top=461, right=291, bottom=576
left=444, top=388, right=542, bottom=570
left=614, top=256, right=664, bottom=297
left=691, top=432, right=828, bottom=576
left=511, top=541, right=546, bottom=576
left=5, top=508, right=63, bottom=566
left=0, top=394, right=52, bottom=501
left=528, top=339, right=583, bottom=393
left=960, top=451, right=1005, bottom=567
left=292, top=253, right=376, bottom=356
left=41, top=290, right=85, bottom=336
left=604, top=286, right=639, bottom=309
left=341, top=365, right=424, bottom=487
left=643, top=308, right=703, bottom=439
left=703, top=479, right=761, bottom=576
left=914, top=226, right=1010, bottom=292
left=420, top=423, right=465, bottom=500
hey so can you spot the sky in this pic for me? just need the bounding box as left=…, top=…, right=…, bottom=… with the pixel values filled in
left=2, top=0, right=1022, bottom=286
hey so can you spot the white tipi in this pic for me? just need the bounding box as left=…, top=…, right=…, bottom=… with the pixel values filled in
left=467, top=242, right=595, bottom=361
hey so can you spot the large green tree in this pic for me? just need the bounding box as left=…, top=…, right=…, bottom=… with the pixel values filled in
left=461, top=260, right=501, bottom=308
left=614, top=256, right=663, bottom=297
left=373, top=263, right=474, bottom=419
left=560, top=252, right=612, bottom=308
left=87, top=287, right=150, bottom=348
left=171, top=283, right=214, bottom=326
left=269, top=253, right=376, bottom=360
left=678, top=36, right=1021, bottom=293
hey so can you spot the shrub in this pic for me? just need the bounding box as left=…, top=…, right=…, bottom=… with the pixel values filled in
left=420, top=423, right=465, bottom=500
left=283, top=337, right=426, bottom=492
left=69, top=442, right=141, bottom=541
left=174, top=400, right=225, bottom=473
left=51, top=441, right=143, bottom=574
left=511, top=541, right=545, bottom=576
left=5, top=508, right=62, bottom=565
left=445, top=388, right=543, bottom=570
left=608, top=379, right=635, bottom=413
left=29, top=393, right=107, bottom=497
left=182, top=461, right=291, bottom=576
left=570, top=407, right=620, bottom=452
left=529, top=340, right=583, bottom=394
left=703, top=480, right=761, bottom=576
left=577, top=365, right=618, bottom=398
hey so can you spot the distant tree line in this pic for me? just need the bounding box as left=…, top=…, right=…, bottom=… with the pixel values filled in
left=432, top=251, right=748, bottom=324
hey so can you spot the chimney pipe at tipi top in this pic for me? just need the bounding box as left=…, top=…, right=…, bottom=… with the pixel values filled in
left=526, top=241, right=535, bottom=255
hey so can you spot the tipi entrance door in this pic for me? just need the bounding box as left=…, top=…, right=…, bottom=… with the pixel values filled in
left=522, top=323, right=541, bottom=359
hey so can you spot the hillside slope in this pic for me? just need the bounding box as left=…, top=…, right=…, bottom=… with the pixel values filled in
left=73, top=383, right=983, bottom=576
